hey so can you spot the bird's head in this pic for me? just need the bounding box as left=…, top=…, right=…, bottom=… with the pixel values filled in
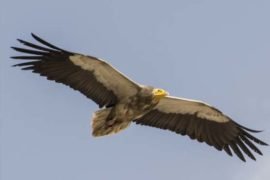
left=152, top=88, right=169, bottom=100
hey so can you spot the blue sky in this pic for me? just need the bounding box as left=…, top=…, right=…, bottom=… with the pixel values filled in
left=1, top=0, right=270, bottom=179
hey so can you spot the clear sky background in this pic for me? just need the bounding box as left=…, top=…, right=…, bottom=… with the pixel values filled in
left=1, top=0, right=270, bottom=180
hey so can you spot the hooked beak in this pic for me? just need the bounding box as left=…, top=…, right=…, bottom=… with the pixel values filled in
left=153, top=88, right=169, bottom=99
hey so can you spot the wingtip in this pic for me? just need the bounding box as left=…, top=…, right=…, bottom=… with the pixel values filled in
left=17, top=38, right=29, bottom=45
left=234, top=121, right=263, bottom=133
left=260, top=142, right=268, bottom=146
left=241, top=158, right=246, bottom=162
left=31, top=32, right=39, bottom=39
left=10, top=56, right=18, bottom=59
left=11, top=63, right=23, bottom=68
left=11, top=46, right=23, bottom=51
left=11, top=62, right=20, bottom=67
left=17, top=38, right=23, bottom=43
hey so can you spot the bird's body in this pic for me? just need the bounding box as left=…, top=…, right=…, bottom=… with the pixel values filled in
left=12, top=33, right=267, bottom=162
left=92, top=86, right=159, bottom=136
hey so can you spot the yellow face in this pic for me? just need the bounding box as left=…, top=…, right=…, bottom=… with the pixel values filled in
left=152, top=88, right=169, bottom=99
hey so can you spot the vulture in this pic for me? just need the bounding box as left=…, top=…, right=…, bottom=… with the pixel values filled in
left=12, top=33, right=267, bottom=162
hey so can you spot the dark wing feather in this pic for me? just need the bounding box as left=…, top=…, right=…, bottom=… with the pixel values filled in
left=134, top=96, right=267, bottom=161
left=12, top=33, right=140, bottom=107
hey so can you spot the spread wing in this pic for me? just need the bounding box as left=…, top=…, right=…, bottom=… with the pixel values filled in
left=12, top=33, right=141, bottom=107
left=134, top=96, right=268, bottom=161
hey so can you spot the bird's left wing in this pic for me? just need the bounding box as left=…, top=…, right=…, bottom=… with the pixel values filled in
left=12, top=33, right=141, bottom=108
left=134, top=96, right=268, bottom=161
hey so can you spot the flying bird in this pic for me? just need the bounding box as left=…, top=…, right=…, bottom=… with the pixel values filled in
left=12, top=33, right=267, bottom=162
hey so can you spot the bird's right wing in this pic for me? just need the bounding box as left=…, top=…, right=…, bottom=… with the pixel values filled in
left=12, top=33, right=141, bottom=107
left=135, top=96, right=268, bottom=161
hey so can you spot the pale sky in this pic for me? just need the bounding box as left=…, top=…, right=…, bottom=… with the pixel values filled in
left=1, top=0, right=270, bottom=180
